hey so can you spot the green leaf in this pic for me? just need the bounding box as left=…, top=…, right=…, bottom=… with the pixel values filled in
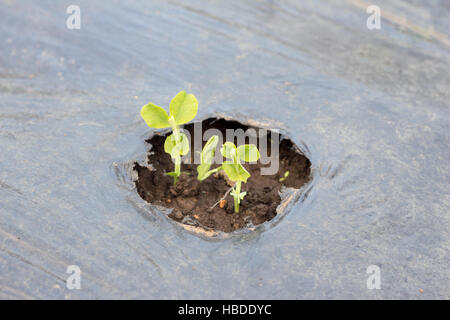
left=197, top=164, right=220, bottom=181
left=166, top=172, right=178, bottom=177
left=197, top=136, right=219, bottom=181
left=164, top=134, right=175, bottom=155
left=279, top=171, right=289, bottom=182
left=220, top=142, right=237, bottom=160
left=140, top=103, right=170, bottom=128
left=178, top=133, right=190, bottom=156
left=164, top=132, right=190, bottom=158
left=166, top=171, right=180, bottom=184
left=230, top=190, right=246, bottom=200
left=237, top=144, right=260, bottom=162
left=200, top=136, right=219, bottom=165
left=169, top=90, right=198, bottom=125
left=222, top=162, right=250, bottom=182
left=197, top=164, right=209, bottom=181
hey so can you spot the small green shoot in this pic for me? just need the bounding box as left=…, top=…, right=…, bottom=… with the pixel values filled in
left=279, top=171, right=289, bottom=182
left=197, top=135, right=221, bottom=181
left=220, top=142, right=260, bottom=213
left=140, top=90, right=198, bottom=184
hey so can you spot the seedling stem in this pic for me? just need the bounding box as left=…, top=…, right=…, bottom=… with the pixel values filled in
left=234, top=181, right=242, bottom=213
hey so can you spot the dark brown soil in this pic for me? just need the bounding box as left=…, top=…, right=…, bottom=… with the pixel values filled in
left=134, top=118, right=311, bottom=233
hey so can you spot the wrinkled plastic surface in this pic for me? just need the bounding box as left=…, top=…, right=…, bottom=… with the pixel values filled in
left=0, top=0, right=449, bottom=299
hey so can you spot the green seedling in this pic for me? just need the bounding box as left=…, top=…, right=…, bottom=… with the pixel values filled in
left=279, top=171, right=289, bottom=182
left=220, top=141, right=260, bottom=213
left=140, top=90, right=198, bottom=184
left=197, top=135, right=221, bottom=181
